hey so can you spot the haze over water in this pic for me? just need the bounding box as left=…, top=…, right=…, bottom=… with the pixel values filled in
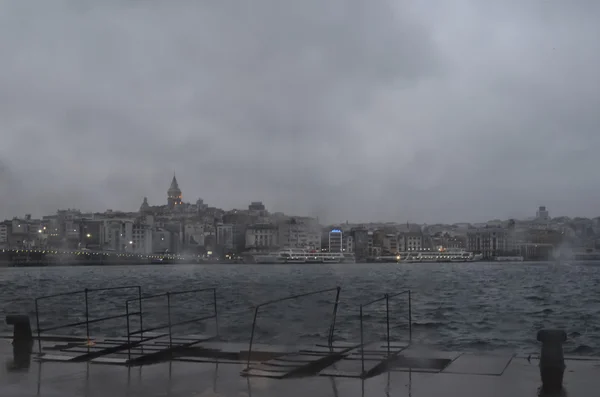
left=1, top=262, right=598, bottom=355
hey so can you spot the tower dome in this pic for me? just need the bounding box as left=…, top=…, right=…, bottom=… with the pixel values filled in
left=140, top=197, right=151, bottom=213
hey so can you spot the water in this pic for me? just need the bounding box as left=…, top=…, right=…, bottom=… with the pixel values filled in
left=1, top=262, right=599, bottom=355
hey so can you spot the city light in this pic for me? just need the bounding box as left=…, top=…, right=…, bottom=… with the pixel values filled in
left=86, top=234, right=92, bottom=238
left=330, top=229, right=342, bottom=233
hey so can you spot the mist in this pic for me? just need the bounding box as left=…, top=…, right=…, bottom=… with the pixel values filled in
left=1, top=1, right=600, bottom=224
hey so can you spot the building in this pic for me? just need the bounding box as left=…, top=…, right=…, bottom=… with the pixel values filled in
left=351, top=228, right=369, bottom=260
left=466, top=227, right=515, bottom=259
left=328, top=229, right=343, bottom=252
left=167, top=174, right=183, bottom=209
left=101, top=219, right=135, bottom=252
left=343, top=234, right=354, bottom=253
left=536, top=206, right=550, bottom=221
left=132, top=221, right=153, bottom=254
left=0, top=222, right=8, bottom=246
left=278, top=218, right=321, bottom=250
left=382, top=234, right=399, bottom=254
left=152, top=228, right=172, bottom=253
left=245, top=224, right=278, bottom=249
left=216, top=224, right=234, bottom=251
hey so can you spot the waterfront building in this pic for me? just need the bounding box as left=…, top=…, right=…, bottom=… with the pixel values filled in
left=0, top=222, right=8, bottom=246
left=216, top=223, right=234, bottom=251
left=278, top=217, right=321, bottom=250
left=328, top=229, right=343, bottom=252
left=466, top=227, right=515, bottom=259
left=245, top=224, right=278, bottom=249
left=350, top=227, right=369, bottom=260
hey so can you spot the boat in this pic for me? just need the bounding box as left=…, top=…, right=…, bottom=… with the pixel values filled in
left=397, top=249, right=477, bottom=263
left=253, top=249, right=355, bottom=264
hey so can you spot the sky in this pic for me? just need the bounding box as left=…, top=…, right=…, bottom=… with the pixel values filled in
left=1, top=1, right=599, bottom=224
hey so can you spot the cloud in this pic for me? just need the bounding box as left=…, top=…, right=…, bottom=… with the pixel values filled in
left=0, top=1, right=599, bottom=223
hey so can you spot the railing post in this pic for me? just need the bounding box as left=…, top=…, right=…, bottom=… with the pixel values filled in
left=328, top=286, right=341, bottom=346
left=84, top=288, right=90, bottom=351
left=246, top=307, right=259, bottom=372
left=360, top=304, right=365, bottom=377
left=126, top=302, right=131, bottom=362
left=35, top=299, right=41, bottom=354
left=137, top=286, right=143, bottom=342
left=167, top=292, right=172, bottom=349
left=213, top=288, right=219, bottom=336
left=408, top=290, right=412, bottom=342
left=385, top=294, right=390, bottom=356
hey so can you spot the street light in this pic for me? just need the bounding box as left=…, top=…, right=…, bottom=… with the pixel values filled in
left=86, top=234, right=92, bottom=238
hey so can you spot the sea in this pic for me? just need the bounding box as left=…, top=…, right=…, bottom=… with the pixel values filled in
left=1, top=262, right=599, bottom=355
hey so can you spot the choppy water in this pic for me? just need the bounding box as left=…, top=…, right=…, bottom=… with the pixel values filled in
left=1, top=262, right=599, bottom=355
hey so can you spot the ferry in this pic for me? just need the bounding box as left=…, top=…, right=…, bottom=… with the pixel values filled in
left=396, top=249, right=478, bottom=263
left=253, top=249, right=355, bottom=264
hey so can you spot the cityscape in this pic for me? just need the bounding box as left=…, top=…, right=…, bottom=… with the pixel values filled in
left=1, top=175, right=599, bottom=266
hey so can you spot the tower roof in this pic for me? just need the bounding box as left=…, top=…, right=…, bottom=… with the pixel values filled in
left=169, top=174, right=180, bottom=191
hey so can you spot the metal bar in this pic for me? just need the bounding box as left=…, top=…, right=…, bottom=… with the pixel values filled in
left=386, top=294, right=390, bottom=356
left=170, top=315, right=215, bottom=328
left=245, top=287, right=340, bottom=372
left=43, top=288, right=85, bottom=298
left=360, top=305, right=365, bottom=376
left=126, top=287, right=216, bottom=304
left=38, top=313, right=138, bottom=333
left=168, top=287, right=216, bottom=297
left=37, top=284, right=142, bottom=302
left=35, top=299, right=41, bottom=354
left=126, top=292, right=168, bottom=303
left=328, top=286, right=341, bottom=345
left=137, top=286, right=143, bottom=343
left=255, top=287, right=340, bottom=309
left=213, top=288, right=219, bottom=337
left=408, top=290, right=412, bottom=342
left=85, top=285, right=142, bottom=293
left=361, top=295, right=388, bottom=307
left=246, top=307, right=259, bottom=371
left=387, top=290, right=411, bottom=299
left=167, top=292, right=172, bottom=349
left=126, top=301, right=131, bottom=362
left=84, top=289, right=90, bottom=353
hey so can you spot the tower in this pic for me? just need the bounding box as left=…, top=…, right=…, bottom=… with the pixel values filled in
left=167, top=174, right=182, bottom=209
left=139, top=197, right=151, bottom=213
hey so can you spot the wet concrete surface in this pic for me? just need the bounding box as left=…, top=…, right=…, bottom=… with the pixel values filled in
left=2, top=340, right=599, bottom=396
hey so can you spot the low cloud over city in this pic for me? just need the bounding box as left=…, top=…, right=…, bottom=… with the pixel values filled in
left=1, top=1, right=599, bottom=223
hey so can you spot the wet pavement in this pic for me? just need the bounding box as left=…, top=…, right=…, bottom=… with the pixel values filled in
left=1, top=340, right=599, bottom=396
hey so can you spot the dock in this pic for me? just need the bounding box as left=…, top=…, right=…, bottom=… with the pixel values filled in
left=2, top=285, right=598, bottom=396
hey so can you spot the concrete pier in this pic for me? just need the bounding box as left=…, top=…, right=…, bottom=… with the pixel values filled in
left=2, top=338, right=598, bottom=396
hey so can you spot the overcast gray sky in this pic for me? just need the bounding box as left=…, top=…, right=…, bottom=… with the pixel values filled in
left=1, top=1, right=599, bottom=224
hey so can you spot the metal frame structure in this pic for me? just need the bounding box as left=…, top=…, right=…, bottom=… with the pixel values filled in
left=125, top=287, right=218, bottom=360
left=245, top=286, right=341, bottom=371
left=34, top=286, right=143, bottom=354
left=358, top=290, right=412, bottom=376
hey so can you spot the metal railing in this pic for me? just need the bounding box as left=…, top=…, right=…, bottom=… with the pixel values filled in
left=245, top=286, right=341, bottom=371
left=125, top=287, right=218, bottom=360
left=358, top=290, right=412, bottom=376
left=34, top=286, right=143, bottom=354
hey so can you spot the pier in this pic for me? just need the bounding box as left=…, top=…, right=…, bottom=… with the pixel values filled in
left=2, top=285, right=599, bottom=396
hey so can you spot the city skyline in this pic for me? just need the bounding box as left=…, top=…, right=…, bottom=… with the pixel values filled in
left=2, top=172, right=600, bottom=225
left=1, top=2, right=600, bottom=223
